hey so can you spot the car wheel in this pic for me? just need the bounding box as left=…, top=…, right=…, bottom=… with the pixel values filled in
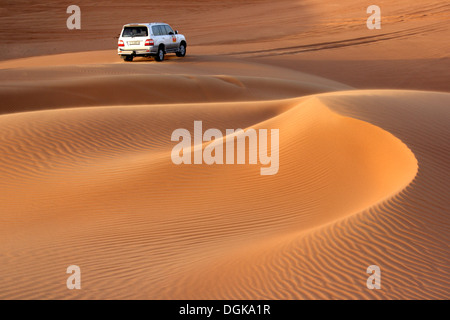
left=176, top=43, right=186, bottom=57
left=123, top=55, right=133, bottom=62
left=155, top=47, right=165, bottom=62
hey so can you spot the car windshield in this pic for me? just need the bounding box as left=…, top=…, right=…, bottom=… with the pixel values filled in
left=122, top=26, right=148, bottom=37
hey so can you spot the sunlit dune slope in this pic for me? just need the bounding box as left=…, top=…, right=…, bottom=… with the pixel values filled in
left=163, top=90, right=450, bottom=300
left=0, top=89, right=421, bottom=299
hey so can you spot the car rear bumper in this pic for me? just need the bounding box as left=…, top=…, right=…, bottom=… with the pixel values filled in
left=118, top=47, right=156, bottom=56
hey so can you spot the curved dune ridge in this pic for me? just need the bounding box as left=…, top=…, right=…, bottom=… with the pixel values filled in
left=163, top=90, right=450, bottom=299
left=2, top=69, right=449, bottom=298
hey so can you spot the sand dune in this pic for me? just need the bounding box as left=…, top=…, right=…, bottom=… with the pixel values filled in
left=2, top=86, right=449, bottom=299
left=0, top=73, right=348, bottom=115
left=2, top=89, right=422, bottom=298
left=163, top=90, right=450, bottom=299
left=0, top=0, right=449, bottom=300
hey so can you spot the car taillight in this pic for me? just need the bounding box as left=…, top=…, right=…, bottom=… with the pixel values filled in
left=145, top=39, right=154, bottom=46
left=118, top=40, right=124, bottom=47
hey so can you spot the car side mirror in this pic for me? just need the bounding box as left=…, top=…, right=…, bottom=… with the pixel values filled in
left=175, top=30, right=178, bottom=34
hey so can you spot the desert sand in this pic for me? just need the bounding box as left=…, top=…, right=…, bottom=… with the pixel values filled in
left=0, top=0, right=449, bottom=299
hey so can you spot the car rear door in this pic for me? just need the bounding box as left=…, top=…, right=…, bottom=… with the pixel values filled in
left=151, top=25, right=163, bottom=49
left=121, top=26, right=149, bottom=51
left=154, top=25, right=171, bottom=50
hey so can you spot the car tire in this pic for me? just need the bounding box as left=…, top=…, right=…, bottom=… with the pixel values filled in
left=176, top=43, right=186, bottom=57
left=155, top=46, right=165, bottom=62
left=123, top=55, right=133, bottom=62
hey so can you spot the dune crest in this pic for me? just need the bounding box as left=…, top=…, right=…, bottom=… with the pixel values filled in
left=0, top=89, right=424, bottom=299
left=162, top=90, right=450, bottom=300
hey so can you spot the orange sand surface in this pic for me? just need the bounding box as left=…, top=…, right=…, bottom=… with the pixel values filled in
left=0, top=0, right=448, bottom=299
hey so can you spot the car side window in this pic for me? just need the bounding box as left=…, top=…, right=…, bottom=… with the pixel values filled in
left=151, top=26, right=160, bottom=36
left=156, top=25, right=166, bottom=35
left=164, top=25, right=174, bottom=35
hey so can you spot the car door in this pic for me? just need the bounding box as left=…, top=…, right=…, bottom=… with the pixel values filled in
left=163, top=25, right=178, bottom=51
left=155, top=25, right=171, bottom=50
left=151, top=25, right=163, bottom=49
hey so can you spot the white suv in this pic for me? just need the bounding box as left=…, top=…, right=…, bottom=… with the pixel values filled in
left=118, top=23, right=187, bottom=62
